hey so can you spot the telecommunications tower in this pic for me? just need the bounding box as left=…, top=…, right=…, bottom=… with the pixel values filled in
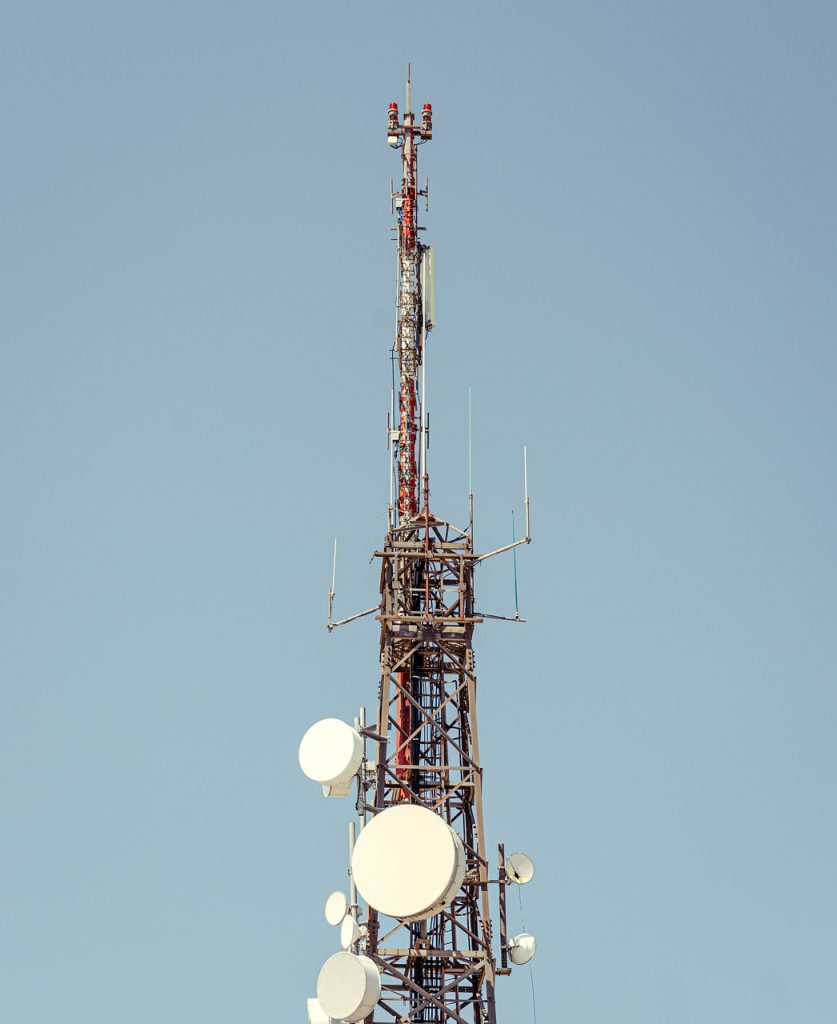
left=299, top=71, right=536, bottom=1024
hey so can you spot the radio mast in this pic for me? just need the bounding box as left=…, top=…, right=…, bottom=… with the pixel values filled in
left=300, top=71, right=535, bottom=1024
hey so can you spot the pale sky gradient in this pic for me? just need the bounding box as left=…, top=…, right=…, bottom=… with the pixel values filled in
left=2, top=3, right=836, bottom=1022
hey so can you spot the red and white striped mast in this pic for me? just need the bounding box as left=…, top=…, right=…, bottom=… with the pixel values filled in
left=388, top=67, right=433, bottom=524
left=387, top=69, right=434, bottom=797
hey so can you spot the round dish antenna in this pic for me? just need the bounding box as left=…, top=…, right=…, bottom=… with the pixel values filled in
left=324, top=891, right=348, bottom=926
left=508, top=932, right=537, bottom=965
left=351, top=804, right=466, bottom=922
left=317, top=951, right=381, bottom=1022
left=505, top=851, right=535, bottom=885
left=340, top=915, right=361, bottom=949
left=306, top=997, right=333, bottom=1024
left=299, top=718, right=363, bottom=797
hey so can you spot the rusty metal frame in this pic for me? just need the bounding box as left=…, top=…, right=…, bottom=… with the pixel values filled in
left=358, top=511, right=499, bottom=1023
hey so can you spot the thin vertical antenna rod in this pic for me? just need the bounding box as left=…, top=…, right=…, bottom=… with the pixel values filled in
left=468, top=386, right=474, bottom=536
left=420, top=339, right=427, bottom=506
left=357, top=705, right=367, bottom=831
left=523, top=445, right=530, bottom=540
left=512, top=510, right=520, bottom=618
left=348, top=821, right=357, bottom=910
left=468, top=386, right=473, bottom=494
left=388, top=387, right=395, bottom=526
left=327, top=538, right=337, bottom=630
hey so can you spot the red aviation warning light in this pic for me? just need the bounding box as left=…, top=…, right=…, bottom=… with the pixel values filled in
left=387, top=102, right=399, bottom=146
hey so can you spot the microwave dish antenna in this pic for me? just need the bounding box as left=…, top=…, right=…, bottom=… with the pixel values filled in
left=324, top=891, right=349, bottom=927
left=340, top=914, right=362, bottom=949
left=350, top=804, right=466, bottom=922
left=505, top=851, right=536, bottom=885
left=508, top=932, right=537, bottom=965
left=298, top=718, right=363, bottom=797
left=317, top=951, right=381, bottom=1023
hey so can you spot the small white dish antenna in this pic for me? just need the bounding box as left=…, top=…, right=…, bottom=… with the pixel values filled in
left=324, top=891, right=349, bottom=926
left=505, top=851, right=535, bottom=885
left=306, top=997, right=333, bottom=1024
left=508, top=932, right=537, bottom=965
left=317, top=951, right=381, bottom=1022
left=351, top=804, right=466, bottom=922
left=298, top=718, right=363, bottom=797
left=340, top=914, right=361, bottom=950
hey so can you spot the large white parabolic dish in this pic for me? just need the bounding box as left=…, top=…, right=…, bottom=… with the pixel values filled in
left=317, top=951, right=381, bottom=1023
left=298, top=718, right=363, bottom=796
left=351, top=804, right=466, bottom=922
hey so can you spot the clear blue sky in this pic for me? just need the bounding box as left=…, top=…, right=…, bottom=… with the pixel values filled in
left=2, top=2, right=836, bottom=1022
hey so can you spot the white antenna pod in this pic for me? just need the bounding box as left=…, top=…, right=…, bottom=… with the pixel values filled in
left=324, top=891, right=349, bottom=926
left=340, top=914, right=362, bottom=950
left=298, top=719, right=363, bottom=797
left=421, top=246, right=435, bottom=330
left=505, top=851, right=535, bottom=885
left=508, top=932, right=537, bottom=965
left=317, top=951, right=381, bottom=1022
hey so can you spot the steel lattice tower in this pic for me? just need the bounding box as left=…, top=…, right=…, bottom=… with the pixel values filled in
left=306, top=72, right=533, bottom=1024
